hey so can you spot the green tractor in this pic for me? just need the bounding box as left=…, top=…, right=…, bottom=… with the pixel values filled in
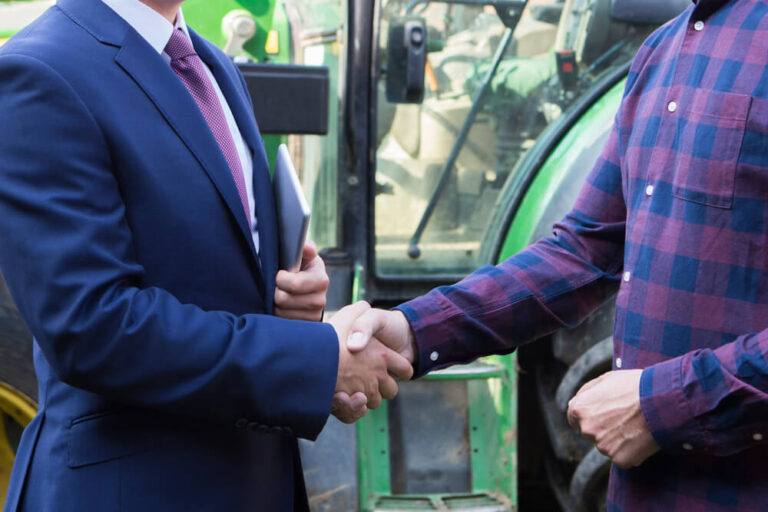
left=0, top=0, right=689, bottom=510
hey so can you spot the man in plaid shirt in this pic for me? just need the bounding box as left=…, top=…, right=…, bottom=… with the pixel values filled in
left=339, top=0, right=768, bottom=509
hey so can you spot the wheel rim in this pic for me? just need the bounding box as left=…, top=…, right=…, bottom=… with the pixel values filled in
left=0, top=382, right=36, bottom=505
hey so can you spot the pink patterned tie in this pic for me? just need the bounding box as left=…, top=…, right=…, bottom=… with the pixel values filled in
left=165, top=29, right=250, bottom=223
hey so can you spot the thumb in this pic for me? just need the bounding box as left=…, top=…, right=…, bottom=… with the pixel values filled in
left=332, top=301, right=371, bottom=326
left=347, top=309, right=388, bottom=352
left=301, top=240, right=318, bottom=266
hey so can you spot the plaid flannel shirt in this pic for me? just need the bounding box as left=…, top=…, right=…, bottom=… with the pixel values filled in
left=397, top=0, right=768, bottom=510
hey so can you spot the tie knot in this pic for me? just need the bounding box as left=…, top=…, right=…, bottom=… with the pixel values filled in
left=164, top=29, right=196, bottom=61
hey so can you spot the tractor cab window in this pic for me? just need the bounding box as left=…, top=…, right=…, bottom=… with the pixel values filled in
left=373, top=0, right=655, bottom=277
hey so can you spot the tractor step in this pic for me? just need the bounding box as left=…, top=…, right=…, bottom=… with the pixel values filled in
left=372, top=492, right=513, bottom=512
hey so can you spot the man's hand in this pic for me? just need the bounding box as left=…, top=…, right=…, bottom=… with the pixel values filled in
left=274, top=241, right=329, bottom=322
left=345, top=308, right=416, bottom=362
left=328, top=302, right=414, bottom=423
left=567, top=369, right=660, bottom=469
left=330, top=308, right=417, bottom=422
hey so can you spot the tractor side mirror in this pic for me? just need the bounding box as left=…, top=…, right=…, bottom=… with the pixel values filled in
left=386, top=16, right=427, bottom=104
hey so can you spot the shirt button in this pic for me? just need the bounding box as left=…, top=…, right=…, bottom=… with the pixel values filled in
left=616, top=357, right=622, bottom=369
left=430, top=351, right=439, bottom=362
left=667, top=101, right=677, bottom=113
left=694, top=20, right=704, bottom=31
left=623, top=271, right=631, bottom=282
left=682, top=442, right=693, bottom=451
left=754, top=433, right=764, bottom=441
left=645, top=185, right=654, bottom=196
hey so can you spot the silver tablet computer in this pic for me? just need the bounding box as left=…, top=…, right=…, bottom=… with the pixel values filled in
left=274, top=144, right=311, bottom=271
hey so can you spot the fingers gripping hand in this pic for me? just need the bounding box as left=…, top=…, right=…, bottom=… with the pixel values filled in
left=346, top=309, right=416, bottom=365
left=331, top=391, right=368, bottom=424
left=566, top=370, right=660, bottom=469
left=328, top=302, right=374, bottom=421
left=274, top=241, right=329, bottom=321
left=328, top=349, right=411, bottom=422
left=328, top=302, right=413, bottom=422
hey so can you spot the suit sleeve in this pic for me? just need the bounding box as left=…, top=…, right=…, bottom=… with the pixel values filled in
left=0, top=54, right=337, bottom=440
left=397, top=118, right=627, bottom=378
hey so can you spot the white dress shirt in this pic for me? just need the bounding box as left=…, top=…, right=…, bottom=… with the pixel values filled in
left=99, top=0, right=260, bottom=253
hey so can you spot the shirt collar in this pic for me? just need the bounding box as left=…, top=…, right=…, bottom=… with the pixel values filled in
left=690, top=0, right=731, bottom=14
left=100, top=0, right=191, bottom=54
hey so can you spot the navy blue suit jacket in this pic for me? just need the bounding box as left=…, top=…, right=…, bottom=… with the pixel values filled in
left=0, top=1, right=339, bottom=510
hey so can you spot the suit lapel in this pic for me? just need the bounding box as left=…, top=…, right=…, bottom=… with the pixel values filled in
left=194, top=33, right=280, bottom=312
left=113, top=29, right=268, bottom=286
left=56, top=0, right=276, bottom=306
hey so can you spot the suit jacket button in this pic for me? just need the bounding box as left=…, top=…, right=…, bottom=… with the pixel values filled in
left=235, top=418, right=248, bottom=429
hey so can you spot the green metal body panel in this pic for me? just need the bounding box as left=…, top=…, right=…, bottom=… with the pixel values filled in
left=184, top=0, right=277, bottom=62
left=356, top=333, right=517, bottom=509
left=497, top=79, right=626, bottom=260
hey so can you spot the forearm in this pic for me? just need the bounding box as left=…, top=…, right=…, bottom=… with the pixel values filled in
left=397, top=120, right=628, bottom=377
left=398, top=235, right=622, bottom=377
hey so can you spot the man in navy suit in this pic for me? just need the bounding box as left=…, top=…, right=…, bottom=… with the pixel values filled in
left=0, top=0, right=411, bottom=510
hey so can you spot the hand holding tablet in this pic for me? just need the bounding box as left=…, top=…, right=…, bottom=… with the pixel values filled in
left=273, top=144, right=311, bottom=272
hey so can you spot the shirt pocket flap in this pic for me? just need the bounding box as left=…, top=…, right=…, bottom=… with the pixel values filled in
left=671, top=90, right=751, bottom=208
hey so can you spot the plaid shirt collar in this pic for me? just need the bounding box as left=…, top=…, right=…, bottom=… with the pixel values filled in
left=692, top=0, right=732, bottom=18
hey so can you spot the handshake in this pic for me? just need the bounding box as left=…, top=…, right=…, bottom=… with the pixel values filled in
left=326, top=301, right=416, bottom=424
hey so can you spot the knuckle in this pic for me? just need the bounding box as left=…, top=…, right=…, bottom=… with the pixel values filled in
left=274, top=290, right=288, bottom=305
left=382, top=383, right=398, bottom=400
left=580, top=423, right=595, bottom=439
left=569, top=405, right=581, bottom=421
left=368, top=394, right=383, bottom=410
left=279, top=279, right=296, bottom=294
left=290, top=275, right=307, bottom=291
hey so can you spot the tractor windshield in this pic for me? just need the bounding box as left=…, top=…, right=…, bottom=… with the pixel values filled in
left=374, top=0, right=657, bottom=277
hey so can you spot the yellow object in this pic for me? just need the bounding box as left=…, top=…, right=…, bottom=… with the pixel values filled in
left=0, top=383, right=36, bottom=506
left=265, top=29, right=279, bottom=54
left=0, top=39, right=8, bottom=48
left=0, top=383, right=35, bottom=428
